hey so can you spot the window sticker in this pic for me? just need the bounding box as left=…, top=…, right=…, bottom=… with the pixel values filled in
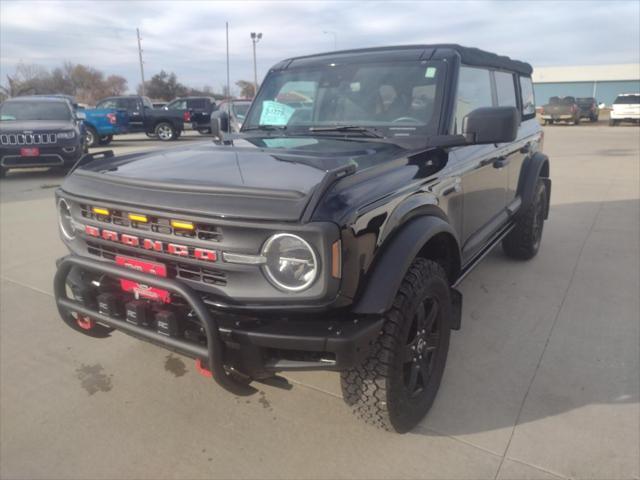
left=259, top=100, right=295, bottom=126
left=425, top=67, right=437, bottom=78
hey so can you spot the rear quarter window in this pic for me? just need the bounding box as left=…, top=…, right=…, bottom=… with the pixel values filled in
left=494, top=71, right=517, bottom=107
left=614, top=95, right=640, bottom=104
left=519, top=76, right=536, bottom=119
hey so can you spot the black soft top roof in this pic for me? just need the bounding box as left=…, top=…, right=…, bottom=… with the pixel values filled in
left=276, top=44, right=533, bottom=76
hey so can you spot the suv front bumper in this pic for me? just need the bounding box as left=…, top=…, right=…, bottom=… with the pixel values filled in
left=54, top=255, right=382, bottom=389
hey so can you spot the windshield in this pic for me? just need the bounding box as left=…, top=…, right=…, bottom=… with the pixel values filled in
left=243, top=60, right=444, bottom=137
left=0, top=101, right=71, bottom=121
left=614, top=95, right=640, bottom=104
left=232, top=102, right=251, bottom=120
left=561, top=97, right=575, bottom=105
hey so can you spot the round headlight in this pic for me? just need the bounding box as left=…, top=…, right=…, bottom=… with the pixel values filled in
left=58, top=198, right=75, bottom=240
left=262, top=233, right=318, bottom=292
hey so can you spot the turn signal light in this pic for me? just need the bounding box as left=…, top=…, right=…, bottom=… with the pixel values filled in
left=171, top=220, right=194, bottom=230
left=92, top=207, right=110, bottom=216
left=331, top=240, right=342, bottom=279
left=128, top=213, right=148, bottom=223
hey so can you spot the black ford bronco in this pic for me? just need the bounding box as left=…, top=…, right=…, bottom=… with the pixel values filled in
left=54, top=45, right=550, bottom=432
left=0, top=96, right=86, bottom=177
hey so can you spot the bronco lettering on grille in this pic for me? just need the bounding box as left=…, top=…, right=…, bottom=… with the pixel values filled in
left=84, top=225, right=217, bottom=262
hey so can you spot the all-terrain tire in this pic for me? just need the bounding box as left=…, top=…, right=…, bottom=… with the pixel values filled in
left=502, top=179, right=547, bottom=260
left=341, top=258, right=452, bottom=433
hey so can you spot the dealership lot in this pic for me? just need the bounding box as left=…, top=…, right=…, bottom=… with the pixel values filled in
left=0, top=125, right=638, bottom=479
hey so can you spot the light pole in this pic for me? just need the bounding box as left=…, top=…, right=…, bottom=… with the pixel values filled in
left=250, top=32, right=262, bottom=97
left=323, top=30, right=337, bottom=50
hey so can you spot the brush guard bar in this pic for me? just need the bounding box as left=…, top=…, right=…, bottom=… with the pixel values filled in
left=54, top=255, right=250, bottom=394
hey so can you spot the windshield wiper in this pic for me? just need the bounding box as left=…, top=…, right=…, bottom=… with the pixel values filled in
left=243, top=125, right=287, bottom=132
left=308, top=125, right=384, bottom=138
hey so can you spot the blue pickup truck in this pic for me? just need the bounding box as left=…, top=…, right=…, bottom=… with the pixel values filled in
left=33, top=95, right=129, bottom=148
left=80, top=107, right=129, bottom=147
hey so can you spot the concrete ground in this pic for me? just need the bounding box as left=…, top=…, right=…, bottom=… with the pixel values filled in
left=0, top=125, right=638, bottom=480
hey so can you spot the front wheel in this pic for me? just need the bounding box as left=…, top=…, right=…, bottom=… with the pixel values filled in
left=0, top=167, right=6, bottom=178
left=85, top=126, right=99, bottom=147
left=503, top=180, right=548, bottom=260
left=155, top=122, right=176, bottom=141
left=341, top=258, right=452, bottom=432
left=609, top=119, right=618, bottom=127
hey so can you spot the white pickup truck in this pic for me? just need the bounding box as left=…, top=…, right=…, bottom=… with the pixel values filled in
left=609, top=93, right=640, bottom=126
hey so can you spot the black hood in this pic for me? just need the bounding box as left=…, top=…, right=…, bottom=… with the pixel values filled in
left=62, top=137, right=404, bottom=221
left=0, top=120, right=74, bottom=132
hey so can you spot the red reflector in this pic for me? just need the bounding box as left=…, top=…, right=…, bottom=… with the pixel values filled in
left=195, top=359, right=213, bottom=378
left=194, top=248, right=217, bottom=262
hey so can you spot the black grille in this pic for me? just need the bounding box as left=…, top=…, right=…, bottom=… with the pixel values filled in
left=86, top=241, right=227, bottom=287
left=80, top=204, right=223, bottom=242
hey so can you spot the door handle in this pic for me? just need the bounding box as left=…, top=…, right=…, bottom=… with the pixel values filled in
left=493, top=157, right=510, bottom=168
left=479, top=158, right=494, bottom=167
left=520, top=143, right=530, bottom=154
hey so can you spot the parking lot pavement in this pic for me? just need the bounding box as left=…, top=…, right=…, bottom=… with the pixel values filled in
left=1, top=125, right=638, bottom=479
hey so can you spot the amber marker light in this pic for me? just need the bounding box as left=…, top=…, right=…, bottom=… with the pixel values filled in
left=331, top=240, right=342, bottom=279
left=171, top=219, right=194, bottom=230
left=92, top=207, right=110, bottom=216
left=128, top=213, right=148, bottom=223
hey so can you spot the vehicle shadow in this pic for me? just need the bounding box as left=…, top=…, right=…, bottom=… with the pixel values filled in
left=411, top=197, right=639, bottom=438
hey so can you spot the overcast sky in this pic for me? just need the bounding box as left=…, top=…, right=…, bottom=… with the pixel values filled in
left=1, top=0, right=639, bottom=94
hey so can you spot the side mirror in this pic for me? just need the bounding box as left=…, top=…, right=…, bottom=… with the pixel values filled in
left=463, top=107, right=519, bottom=145
left=75, top=111, right=86, bottom=121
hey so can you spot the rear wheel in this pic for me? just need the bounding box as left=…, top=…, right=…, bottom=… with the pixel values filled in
left=155, top=122, right=176, bottom=141
left=85, top=126, right=99, bottom=147
left=609, top=119, right=618, bottom=127
left=503, top=179, right=547, bottom=260
left=573, top=116, right=580, bottom=125
left=0, top=167, right=6, bottom=178
left=341, top=258, right=452, bottom=432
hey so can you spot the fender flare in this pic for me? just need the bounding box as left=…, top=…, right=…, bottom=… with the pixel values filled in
left=518, top=152, right=551, bottom=214
left=353, top=215, right=460, bottom=315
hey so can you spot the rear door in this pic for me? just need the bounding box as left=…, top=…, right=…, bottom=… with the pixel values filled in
left=452, top=66, right=509, bottom=261
left=118, top=98, right=144, bottom=131
left=493, top=70, right=526, bottom=209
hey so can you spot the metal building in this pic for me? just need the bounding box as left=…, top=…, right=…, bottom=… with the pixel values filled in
left=532, top=64, right=640, bottom=106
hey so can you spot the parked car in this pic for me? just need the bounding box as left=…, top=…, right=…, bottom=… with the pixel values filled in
left=165, top=97, right=216, bottom=134
left=95, top=95, right=184, bottom=141
left=0, top=96, right=85, bottom=177
left=30, top=94, right=129, bottom=147
left=541, top=96, right=580, bottom=125
left=209, top=99, right=251, bottom=138
left=53, top=44, right=550, bottom=432
left=152, top=101, right=168, bottom=109
left=609, top=93, right=640, bottom=126
left=576, top=97, right=599, bottom=122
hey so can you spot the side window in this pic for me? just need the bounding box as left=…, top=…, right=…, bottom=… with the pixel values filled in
left=97, top=99, right=117, bottom=109
left=519, top=76, right=536, bottom=117
left=189, top=99, right=206, bottom=110
left=453, top=66, right=493, bottom=134
left=495, top=71, right=517, bottom=107
left=168, top=100, right=187, bottom=110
